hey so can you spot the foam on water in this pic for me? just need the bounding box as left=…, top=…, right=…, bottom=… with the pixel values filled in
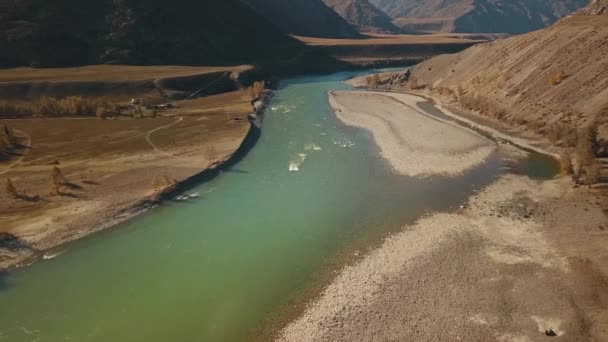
left=304, top=143, right=323, bottom=151
left=289, top=153, right=307, bottom=172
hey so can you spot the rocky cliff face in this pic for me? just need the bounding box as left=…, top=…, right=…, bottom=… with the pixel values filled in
left=400, top=0, right=608, bottom=147
left=242, top=0, right=360, bottom=38
left=371, top=0, right=589, bottom=34
left=323, top=0, right=400, bottom=33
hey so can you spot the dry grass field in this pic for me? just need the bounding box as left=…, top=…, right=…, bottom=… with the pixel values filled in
left=0, top=65, right=256, bottom=102
left=0, top=65, right=252, bottom=83
left=295, top=33, right=486, bottom=46
left=294, top=33, right=487, bottom=66
left=0, top=65, right=259, bottom=269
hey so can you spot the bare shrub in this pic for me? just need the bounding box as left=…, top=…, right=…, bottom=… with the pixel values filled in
left=365, top=74, right=380, bottom=90
left=408, top=76, right=418, bottom=90
left=51, top=166, right=67, bottom=195
left=546, top=124, right=577, bottom=147
left=0, top=100, right=30, bottom=118
left=37, top=97, right=62, bottom=117
left=152, top=175, right=175, bottom=192
left=455, top=85, right=464, bottom=101
left=549, top=69, right=567, bottom=86
left=487, top=104, right=507, bottom=120
left=206, top=145, right=218, bottom=164
left=471, top=75, right=482, bottom=86
left=96, top=106, right=108, bottom=119
left=436, top=87, right=454, bottom=97
left=460, top=94, right=485, bottom=112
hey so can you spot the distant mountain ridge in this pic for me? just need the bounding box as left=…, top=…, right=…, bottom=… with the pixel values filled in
left=242, top=0, right=360, bottom=38
left=0, top=0, right=345, bottom=73
left=370, top=0, right=589, bottom=34
left=323, top=0, right=400, bottom=33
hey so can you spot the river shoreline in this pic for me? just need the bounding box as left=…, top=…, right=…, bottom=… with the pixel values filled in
left=0, top=94, right=270, bottom=272
left=329, top=91, right=496, bottom=177
left=277, top=90, right=608, bottom=341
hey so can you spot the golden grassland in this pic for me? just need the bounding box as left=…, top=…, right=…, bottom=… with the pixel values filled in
left=294, top=33, right=486, bottom=46
left=0, top=63, right=260, bottom=269
left=0, top=65, right=252, bottom=83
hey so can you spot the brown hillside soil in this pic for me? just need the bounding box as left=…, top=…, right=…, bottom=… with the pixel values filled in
left=0, top=88, right=254, bottom=270
left=398, top=14, right=608, bottom=149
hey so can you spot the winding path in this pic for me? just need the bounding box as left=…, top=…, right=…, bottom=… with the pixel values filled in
left=144, top=117, right=184, bottom=157
left=1, top=116, right=184, bottom=175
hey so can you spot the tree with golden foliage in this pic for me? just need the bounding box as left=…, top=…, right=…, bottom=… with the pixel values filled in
left=4, top=124, right=16, bottom=145
left=570, top=124, right=601, bottom=186
left=583, top=161, right=601, bottom=187
left=5, top=177, right=18, bottom=199
left=0, top=124, right=16, bottom=155
left=0, top=132, right=9, bottom=153
left=559, top=151, right=574, bottom=176
left=247, top=81, right=265, bottom=100
left=51, top=166, right=67, bottom=195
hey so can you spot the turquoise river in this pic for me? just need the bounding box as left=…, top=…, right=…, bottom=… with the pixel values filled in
left=0, top=70, right=557, bottom=342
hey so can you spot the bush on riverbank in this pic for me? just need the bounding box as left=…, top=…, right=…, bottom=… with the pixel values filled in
left=560, top=124, right=601, bottom=186
left=0, top=97, right=118, bottom=119
left=247, top=81, right=265, bottom=100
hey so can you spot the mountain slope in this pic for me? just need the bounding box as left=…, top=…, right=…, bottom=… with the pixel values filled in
left=403, top=0, right=608, bottom=147
left=371, top=0, right=589, bottom=34
left=323, top=0, right=400, bottom=33
left=242, top=0, right=360, bottom=38
left=0, top=0, right=343, bottom=73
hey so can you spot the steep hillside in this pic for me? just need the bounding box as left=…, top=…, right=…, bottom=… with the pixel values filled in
left=401, top=0, right=608, bottom=148
left=371, top=0, right=588, bottom=34
left=242, top=0, right=360, bottom=38
left=0, top=0, right=343, bottom=74
left=323, top=0, right=400, bottom=33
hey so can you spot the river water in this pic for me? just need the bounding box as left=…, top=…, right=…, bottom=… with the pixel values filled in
left=0, top=71, right=556, bottom=342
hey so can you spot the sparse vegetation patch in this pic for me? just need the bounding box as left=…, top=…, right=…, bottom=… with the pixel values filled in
left=247, top=81, right=266, bottom=100
left=549, top=69, right=568, bottom=86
